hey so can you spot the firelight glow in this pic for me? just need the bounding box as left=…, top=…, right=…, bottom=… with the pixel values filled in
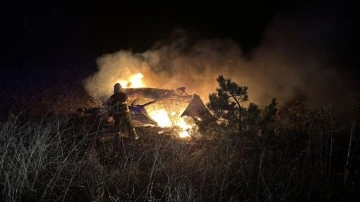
left=117, top=73, right=196, bottom=138
left=117, top=73, right=146, bottom=88
left=175, top=118, right=191, bottom=138
left=147, top=109, right=192, bottom=138
left=148, top=109, right=172, bottom=128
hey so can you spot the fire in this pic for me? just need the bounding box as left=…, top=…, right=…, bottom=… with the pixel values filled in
left=115, top=72, right=200, bottom=139
left=178, top=131, right=190, bottom=138
left=147, top=109, right=194, bottom=138
left=148, top=109, right=172, bottom=128
left=117, top=73, right=145, bottom=88
left=175, top=118, right=191, bottom=138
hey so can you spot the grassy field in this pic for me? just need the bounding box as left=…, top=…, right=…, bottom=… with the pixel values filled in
left=0, top=104, right=359, bottom=201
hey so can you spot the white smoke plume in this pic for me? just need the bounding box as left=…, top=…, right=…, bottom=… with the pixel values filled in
left=83, top=16, right=356, bottom=110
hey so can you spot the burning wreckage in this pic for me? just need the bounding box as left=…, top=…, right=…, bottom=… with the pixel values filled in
left=75, top=87, right=214, bottom=138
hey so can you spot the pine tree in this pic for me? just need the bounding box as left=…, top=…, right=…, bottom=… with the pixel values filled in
left=207, top=75, right=278, bottom=135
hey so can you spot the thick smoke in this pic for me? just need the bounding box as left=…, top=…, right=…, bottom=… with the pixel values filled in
left=83, top=16, right=356, bottom=110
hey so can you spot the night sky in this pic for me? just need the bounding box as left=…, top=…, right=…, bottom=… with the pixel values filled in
left=3, top=0, right=354, bottom=70
left=1, top=0, right=358, bottom=109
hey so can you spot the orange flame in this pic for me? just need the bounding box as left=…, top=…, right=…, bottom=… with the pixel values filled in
left=117, top=72, right=198, bottom=138
left=175, top=118, right=191, bottom=138
left=148, top=109, right=172, bottom=128
left=117, top=73, right=146, bottom=88
left=147, top=109, right=194, bottom=138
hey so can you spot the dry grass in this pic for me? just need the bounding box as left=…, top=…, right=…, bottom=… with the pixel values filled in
left=0, top=105, right=359, bottom=201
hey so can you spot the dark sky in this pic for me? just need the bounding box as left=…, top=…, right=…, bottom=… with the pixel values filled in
left=1, top=0, right=359, bottom=112
left=1, top=0, right=356, bottom=71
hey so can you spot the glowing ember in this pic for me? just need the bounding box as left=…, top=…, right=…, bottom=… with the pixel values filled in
left=147, top=109, right=194, bottom=138
left=117, top=73, right=145, bottom=88
left=179, top=131, right=190, bottom=138
left=175, top=117, right=191, bottom=138
left=148, top=109, right=172, bottom=128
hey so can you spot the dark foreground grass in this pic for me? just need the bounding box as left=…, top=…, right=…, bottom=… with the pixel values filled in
left=0, top=108, right=359, bottom=202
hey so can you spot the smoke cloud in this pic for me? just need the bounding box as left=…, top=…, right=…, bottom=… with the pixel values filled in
left=83, top=15, right=356, bottom=110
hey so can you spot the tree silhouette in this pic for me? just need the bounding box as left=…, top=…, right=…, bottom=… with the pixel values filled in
left=207, top=75, right=278, bottom=135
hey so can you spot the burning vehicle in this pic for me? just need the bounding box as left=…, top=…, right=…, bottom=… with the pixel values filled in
left=74, top=86, right=214, bottom=139
left=72, top=73, right=215, bottom=139
left=123, top=87, right=213, bottom=138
